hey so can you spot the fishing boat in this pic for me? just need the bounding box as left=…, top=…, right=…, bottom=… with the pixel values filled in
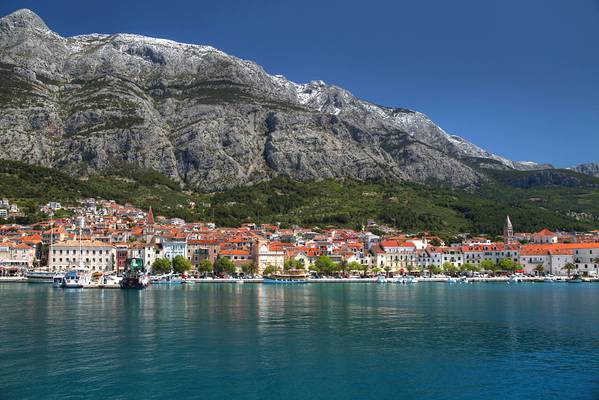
left=61, top=268, right=92, bottom=289
left=120, top=258, right=150, bottom=289
left=263, top=270, right=310, bottom=284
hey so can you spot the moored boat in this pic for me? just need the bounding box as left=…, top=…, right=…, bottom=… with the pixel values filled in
left=376, top=275, right=387, bottom=284
left=99, top=274, right=122, bottom=288
left=120, top=258, right=149, bottom=289
left=61, top=269, right=92, bottom=289
left=52, top=273, right=65, bottom=288
left=263, top=270, right=310, bottom=284
left=26, top=271, right=57, bottom=284
left=567, top=274, right=583, bottom=283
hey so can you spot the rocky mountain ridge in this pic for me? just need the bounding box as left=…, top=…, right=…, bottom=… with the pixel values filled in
left=573, top=163, right=599, bottom=178
left=0, top=9, right=550, bottom=191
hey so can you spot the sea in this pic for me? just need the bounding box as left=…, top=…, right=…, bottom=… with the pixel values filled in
left=1, top=282, right=598, bottom=400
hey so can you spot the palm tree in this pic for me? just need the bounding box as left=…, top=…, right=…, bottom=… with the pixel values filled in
left=563, top=262, right=576, bottom=277
left=534, top=264, right=545, bottom=277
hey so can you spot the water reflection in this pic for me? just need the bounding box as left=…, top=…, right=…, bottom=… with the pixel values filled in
left=1, top=283, right=599, bottom=399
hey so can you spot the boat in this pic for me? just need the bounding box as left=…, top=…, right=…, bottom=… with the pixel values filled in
left=120, top=258, right=150, bottom=289
left=150, top=273, right=183, bottom=285
left=61, top=269, right=92, bottom=289
left=376, top=275, right=387, bottom=284
left=235, top=279, right=245, bottom=284
left=263, top=270, right=310, bottom=284
left=99, top=274, right=122, bottom=288
left=52, top=273, right=65, bottom=288
left=508, top=274, right=522, bottom=284
left=447, top=277, right=458, bottom=284
left=26, top=271, right=57, bottom=283
left=458, top=276, right=469, bottom=284
left=567, top=274, right=583, bottom=283
left=406, top=276, right=419, bottom=284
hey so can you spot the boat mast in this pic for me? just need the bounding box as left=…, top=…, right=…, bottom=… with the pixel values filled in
left=49, top=218, right=53, bottom=271
left=79, top=222, right=83, bottom=270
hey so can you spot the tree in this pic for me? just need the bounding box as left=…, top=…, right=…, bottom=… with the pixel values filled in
left=242, top=261, right=258, bottom=276
left=442, top=262, right=459, bottom=276
left=534, top=264, right=545, bottom=276
left=372, top=267, right=383, bottom=275
left=563, top=262, right=576, bottom=277
left=214, top=257, right=236, bottom=276
left=152, top=258, right=171, bottom=274
left=428, top=264, right=442, bottom=277
left=383, top=264, right=392, bottom=277
left=262, top=265, right=275, bottom=276
left=347, top=261, right=364, bottom=275
left=480, top=259, right=497, bottom=275
left=498, top=258, right=517, bottom=273
left=460, top=262, right=475, bottom=273
left=198, top=259, right=213, bottom=276
left=172, top=255, right=193, bottom=274
left=314, top=255, right=336, bottom=276
left=284, top=259, right=304, bottom=271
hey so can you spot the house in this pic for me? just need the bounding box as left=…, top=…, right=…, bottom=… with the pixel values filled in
left=532, top=229, right=558, bottom=244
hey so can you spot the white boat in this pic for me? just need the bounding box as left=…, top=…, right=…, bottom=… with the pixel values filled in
left=235, top=279, right=245, bottom=284
left=52, top=273, right=65, bottom=288
left=458, top=276, right=470, bottom=284
left=406, top=276, right=419, bottom=284
left=508, top=274, right=522, bottom=283
left=447, top=277, right=458, bottom=284
left=26, top=271, right=56, bottom=283
left=61, top=269, right=92, bottom=288
left=376, top=275, right=387, bottom=284
left=99, top=274, right=122, bottom=288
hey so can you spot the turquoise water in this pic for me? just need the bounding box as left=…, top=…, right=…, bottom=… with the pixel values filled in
left=1, top=283, right=599, bottom=400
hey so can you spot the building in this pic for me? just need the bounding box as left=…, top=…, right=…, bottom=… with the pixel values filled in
left=253, top=241, right=285, bottom=273
left=161, top=234, right=187, bottom=261
left=48, top=240, right=115, bottom=272
left=532, top=229, right=558, bottom=244
left=504, top=216, right=514, bottom=244
left=0, top=242, right=35, bottom=269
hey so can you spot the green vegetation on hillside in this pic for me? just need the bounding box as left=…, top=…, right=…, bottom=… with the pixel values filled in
left=0, top=160, right=597, bottom=235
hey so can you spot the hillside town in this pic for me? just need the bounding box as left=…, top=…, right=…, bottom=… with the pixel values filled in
left=0, top=199, right=598, bottom=279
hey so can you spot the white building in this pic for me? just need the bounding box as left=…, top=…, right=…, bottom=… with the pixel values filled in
left=48, top=240, right=115, bottom=272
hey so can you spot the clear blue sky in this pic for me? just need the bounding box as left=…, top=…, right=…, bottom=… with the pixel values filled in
left=2, top=0, right=598, bottom=166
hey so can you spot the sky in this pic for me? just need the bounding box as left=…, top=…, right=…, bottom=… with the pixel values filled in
left=1, top=0, right=598, bottom=167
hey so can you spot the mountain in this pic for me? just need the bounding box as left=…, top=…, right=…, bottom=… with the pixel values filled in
left=0, top=9, right=546, bottom=191
left=572, top=163, right=599, bottom=178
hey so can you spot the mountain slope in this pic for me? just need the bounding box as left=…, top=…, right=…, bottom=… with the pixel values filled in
left=0, top=9, right=542, bottom=190
left=573, top=163, right=599, bottom=178
left=1, top=160, right=595, bottom=234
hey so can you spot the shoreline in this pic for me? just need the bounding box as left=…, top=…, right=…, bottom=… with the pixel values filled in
left=3, top=276, right=599, bottom=285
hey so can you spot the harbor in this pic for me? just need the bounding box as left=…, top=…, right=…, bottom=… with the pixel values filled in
left=2, top=281, right=598, bottom=400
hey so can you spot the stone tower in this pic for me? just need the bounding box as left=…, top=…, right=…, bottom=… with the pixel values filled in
left=503, top=215, right=514, bottom=244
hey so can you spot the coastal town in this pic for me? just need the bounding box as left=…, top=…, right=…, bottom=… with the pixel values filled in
left=0, top=198, right=598, bottom=282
